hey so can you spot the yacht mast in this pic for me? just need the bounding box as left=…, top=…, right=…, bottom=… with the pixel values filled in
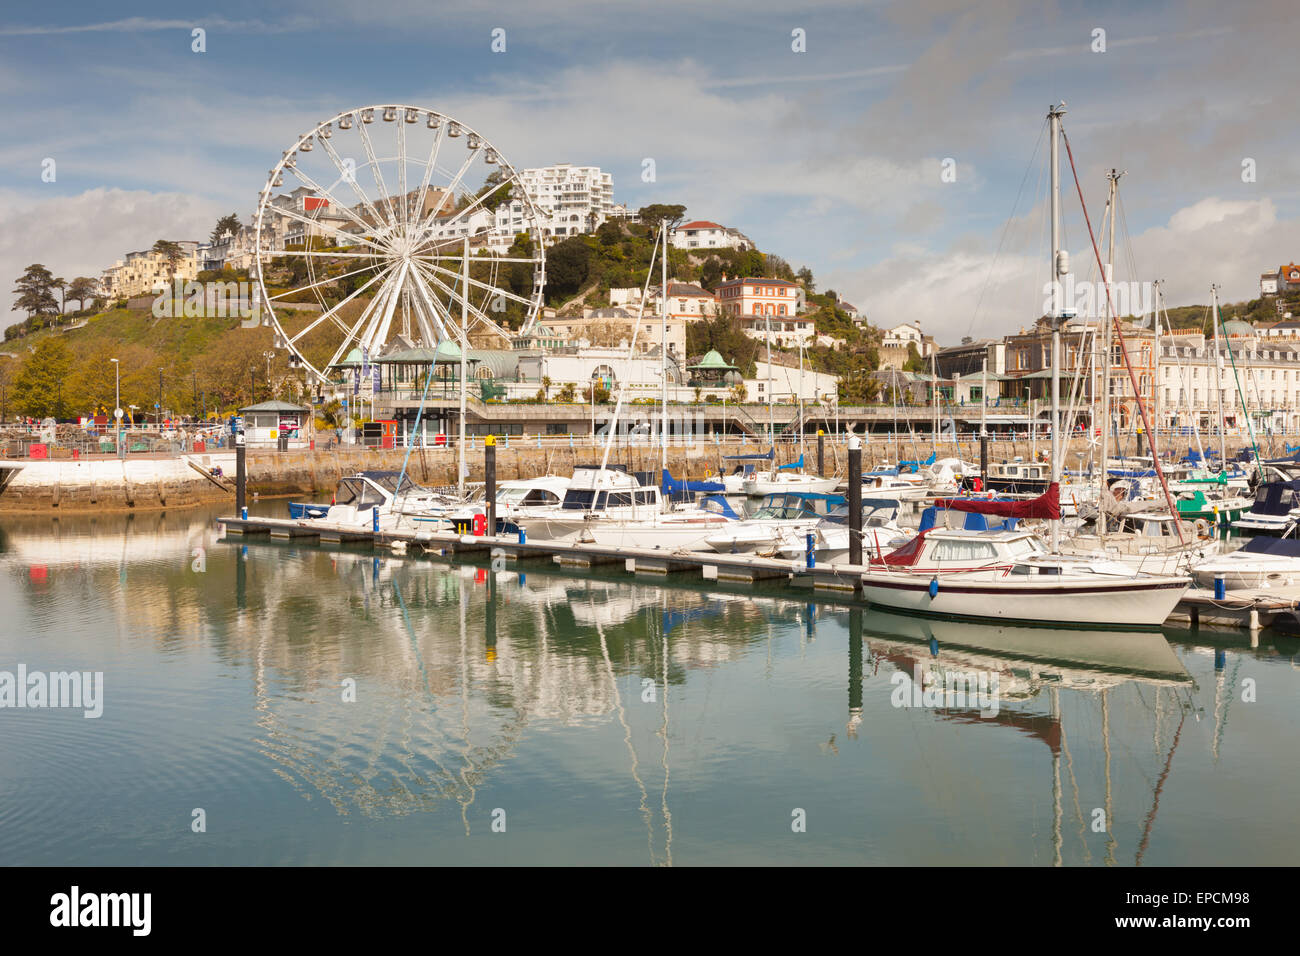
left=1099, top=169, right=1121, bottom=536
left=458, top=235, right=469, bottom=497
left=1049, top=103, right=1067, bottom=551
left=661, top=218, right=669, bottom=475
left=1212, top=284, right=1226, bottom=467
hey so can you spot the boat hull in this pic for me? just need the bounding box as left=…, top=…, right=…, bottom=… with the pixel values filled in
left=857, top=573, right=1188, bottom=629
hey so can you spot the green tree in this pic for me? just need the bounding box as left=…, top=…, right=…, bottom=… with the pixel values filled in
left=546, top=237, right=591, bottom=302
left=152, top=240, right=185, bottom=283
left=210, top=214, right=242, bottom=244
left=637, top=204, right=687, bottom=231
left=315, top=399, right=346, bottom=441
left=796, top=266, right=815, bottom=291
left=903, top=342, right=927, bottom=373
left=11, top=264, right=59, bottom=318
left=67, top=277, right=99, bottom=312
left=475, top=170, right=513, bottom=214
left=12, top=339, right=74, bottom=418
left=52, top=277, right=67, bottom=315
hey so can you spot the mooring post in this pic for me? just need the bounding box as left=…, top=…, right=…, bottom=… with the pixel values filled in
left=817, top=429, right=825, bottom=476
left=235, top=427, right=246, bottom=517
left=485, top=434, right=497, bottom=536
left=848, top=435, right=862, bottom=573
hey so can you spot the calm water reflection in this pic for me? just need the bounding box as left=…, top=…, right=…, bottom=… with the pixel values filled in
left=1, top=503, right=1297, bottom=866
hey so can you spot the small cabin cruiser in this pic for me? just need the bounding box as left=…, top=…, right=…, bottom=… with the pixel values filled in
left=1190, top=536, right=1300, bottom=591
left=446, top=475, right=571, bottom=534
left=515, top=464, right=663, bottom=543
left=704, top=491, right=844, bottom=554
left=774, top=498, right=913, bottom=564
left=858, top=528, right=1189, bottom=629
left=1230, top=478, right=1300, bottom=537
left=298, top=471, right=458, bottom=530
left=586, top=494, right=740, bottom=551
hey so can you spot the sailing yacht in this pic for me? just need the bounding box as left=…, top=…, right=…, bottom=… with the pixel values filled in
left=857, top=105, right=1191, bottom=628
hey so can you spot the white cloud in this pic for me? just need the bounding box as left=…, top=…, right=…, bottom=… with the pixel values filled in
left=0, top=188, right=223, bottom=315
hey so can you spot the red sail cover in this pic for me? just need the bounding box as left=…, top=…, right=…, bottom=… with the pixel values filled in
left=932, top=482, right=1061, bottom=520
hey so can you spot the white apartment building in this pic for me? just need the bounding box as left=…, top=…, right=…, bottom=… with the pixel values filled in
left=670, top=220, right=752, bottom=251
left=492, top=164, right=614, bottom=248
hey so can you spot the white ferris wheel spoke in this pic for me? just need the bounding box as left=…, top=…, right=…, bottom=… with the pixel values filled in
left=411, top=258, right=514, bottom=343
left=283, top=159, right=396, bottom=248
left=356, top=119, right=399, bottom=230
left=316, top=134, right=393, bottom=237
left=265, top=261, right=386, bottom=302
left=263, top=202, right=389, bottom=256
left=285, top=262, right=397, bottom=347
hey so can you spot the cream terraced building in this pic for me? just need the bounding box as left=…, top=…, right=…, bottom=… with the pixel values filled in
left=1158, top=326, right=1300, bottom=433
left=101, top=242, right=200, bottom=300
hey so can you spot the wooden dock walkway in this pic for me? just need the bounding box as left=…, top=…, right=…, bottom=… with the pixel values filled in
left=218, top=513, right=1299, bottom=634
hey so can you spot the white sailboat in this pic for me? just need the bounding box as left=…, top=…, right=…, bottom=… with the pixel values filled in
left=857, top=104, right=1189, bottom=628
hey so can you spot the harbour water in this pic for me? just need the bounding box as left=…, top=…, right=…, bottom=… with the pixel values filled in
left=2, top=503, right=1298, bottom=866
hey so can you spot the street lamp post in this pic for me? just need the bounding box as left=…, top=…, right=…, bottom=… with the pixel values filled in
left=111, top=358, right=122, bottom=458
left=157, top=368, right=164, bottom=426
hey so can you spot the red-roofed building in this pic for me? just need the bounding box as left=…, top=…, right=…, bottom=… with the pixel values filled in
left=671, top=220, right=752, bottom=251
left=1279, top=263, right=1300, bottom=293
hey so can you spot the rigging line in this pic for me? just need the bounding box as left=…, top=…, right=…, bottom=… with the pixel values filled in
left=1060, top=128, right=1184, bottom=544
left=968, top=117, right=1048, bottom=339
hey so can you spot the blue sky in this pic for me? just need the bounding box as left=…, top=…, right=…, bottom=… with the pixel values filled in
left=2, top=0, right=1297, bottom=341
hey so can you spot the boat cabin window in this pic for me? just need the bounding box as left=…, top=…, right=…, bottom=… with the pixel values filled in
left=335, top=478, right=384, bottom=508
left=1006, top=537, right=1044, bottom=558
left=605, top=492, right=633, bottom=508
left=562, top=489, right=597, bottom=510
left=526, top=489, right=560, bottom=505
left=634, top=490, right=656, bottom=506
left=928, top=539, right=999, bottom=562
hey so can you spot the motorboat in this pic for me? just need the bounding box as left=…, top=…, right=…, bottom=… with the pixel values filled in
left=446, top=475, right=571, bottom=534
left=1230, top=478, right=1300, bottom=537
left=741, top=454, right=838, bottom=496
left=773, top=498, right=913, bottom=564
left=704, top=491, right=843, bottom=554
left=1190, top=536, right=1300, bottom=590
left=514, top=464, right=663, bottom=543
left=298, top=471, right=459, bottom=530
left=858, top=527, right=1189, bottom=629
left=586, top=494, right=740, bottom=551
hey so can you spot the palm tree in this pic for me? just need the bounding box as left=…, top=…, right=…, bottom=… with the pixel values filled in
left=541, top=375, right=552, bottom=401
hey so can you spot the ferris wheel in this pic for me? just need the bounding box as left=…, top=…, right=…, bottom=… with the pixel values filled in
left=252, top=104, right=547, bottom=383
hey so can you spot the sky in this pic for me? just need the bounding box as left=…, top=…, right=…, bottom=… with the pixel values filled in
left=2, top=0, right=1297, bottom=344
